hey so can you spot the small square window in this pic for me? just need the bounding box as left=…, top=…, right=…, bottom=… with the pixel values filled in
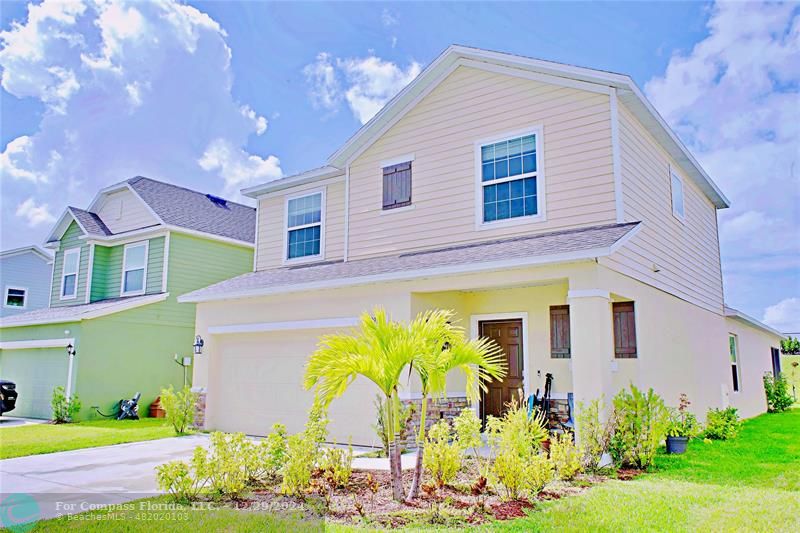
left=4, top=287, right=26, bottom=308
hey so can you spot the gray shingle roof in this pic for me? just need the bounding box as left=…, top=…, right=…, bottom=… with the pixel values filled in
left=128, top=177, right=255, bottom=243
left=68, top=207, right=112, bottom=236
left=180, top=222, right=641, bottom=303
left=0, top=293, right=167, bottom=328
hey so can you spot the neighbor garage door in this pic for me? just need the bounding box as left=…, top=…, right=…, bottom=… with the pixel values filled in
left=213, top=330, right=379, bottom=446
left=0, top=348, right=69, bottom=419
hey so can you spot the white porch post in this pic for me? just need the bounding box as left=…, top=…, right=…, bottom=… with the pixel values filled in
left=567, top=289, right=615, bottom=414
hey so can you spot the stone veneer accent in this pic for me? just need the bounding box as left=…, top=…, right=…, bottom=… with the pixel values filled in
left=191, top=387, right=207, bottom=429
left=400, top=395, right=470, bottom=449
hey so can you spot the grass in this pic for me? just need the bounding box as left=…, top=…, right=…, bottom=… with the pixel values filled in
left=23, top=410, right=800, bottom=531
left=494, top=408, right=800, bottom=532
left=0, top=418, right=178, bottom=459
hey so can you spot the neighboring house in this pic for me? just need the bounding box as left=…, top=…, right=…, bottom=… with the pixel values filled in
left=0, top=246, right=53, bottom=318
left=0, top=177, right=254, bottom=419
left=180, top=46, right=783, bottom=446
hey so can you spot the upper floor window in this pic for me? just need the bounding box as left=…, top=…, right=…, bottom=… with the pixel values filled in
left=60, top=248, right=80, bottom=300
left=729, top=334, right=740, bottom=392
left=479, top=130, right=542, bottom=225
left=122, top=241, right=148, bottom=296
left=286, top=191, right=323, bottom=261
left=382, top=161, right=412, bottom=210
left=670, top=170, right=685, bottom=220
left=4, top=287, right=26, bottom=308
left=612, top=301, right=637, bottom=358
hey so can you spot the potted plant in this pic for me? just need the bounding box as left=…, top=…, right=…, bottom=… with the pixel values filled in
left=666, top=394, right=699, bottom=454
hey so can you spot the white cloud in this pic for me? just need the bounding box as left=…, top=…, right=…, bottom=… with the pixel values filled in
left=645, top=1, right=800, bottom=319
left=0, top=0, right=281, bottom=248
left=15, top=197, right=56, bottom=227
left=303, top=52, right=421, bottom=124
left=381, top=8, right=398, bottom=27
left=763, top=298, right=800, bottom=334
left=198, top=138, right=282, bottom=196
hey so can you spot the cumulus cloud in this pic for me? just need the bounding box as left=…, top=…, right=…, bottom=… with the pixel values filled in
left=763, top=297, right=800, bottom=334
left=645, top=1, right=800, bottom=318
left=0, top=0, right=278, bottom=247
left=15, top=197, right=56, bottom=227
left=198, top=138, right=282, bottom=195
left=304, top=52, right=421, bottom=124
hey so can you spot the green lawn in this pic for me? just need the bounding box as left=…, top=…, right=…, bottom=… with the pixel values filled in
left=25, top=410, right=800, bottom=531
left=0, top=418, right=178, bottom=459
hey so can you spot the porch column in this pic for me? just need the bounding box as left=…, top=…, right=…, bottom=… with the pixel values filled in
left=567, top=289, right=615, bottom=412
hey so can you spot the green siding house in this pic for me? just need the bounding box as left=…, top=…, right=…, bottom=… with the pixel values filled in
left=0, top=177, right=254, bottom=419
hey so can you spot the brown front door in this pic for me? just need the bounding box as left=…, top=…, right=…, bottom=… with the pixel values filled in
left=480, top=319, right=524, bottom=423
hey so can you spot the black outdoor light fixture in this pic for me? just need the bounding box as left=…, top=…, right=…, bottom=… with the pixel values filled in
left=193, top=335, right=204, bottom=355
left=66, top=343, right=76, bottom=357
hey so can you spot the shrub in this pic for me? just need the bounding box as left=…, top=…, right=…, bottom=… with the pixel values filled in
left=703, top=407, right=742, bottom=440
left=263, top=423, right=288, bottom=480
left=371, top=394, right=414, bottom=456
left=198, top=432, right=250, bottom=498
left=576, top=397, right=611, bottom=471
left=487, top=398, right=552, bottom=500
left=608, top=385, right=669, bottom=469
left=281, top=402, right=331, bottom=496
left=156, top=457, right=205, bottom=502
left=51, top=386, right=81, bottom=423
left=423, top=419, right=461, bottom=488
left=160, top=386, right=198, bottom=435
left=549, top=432, right=582, bottom=481
left=666, top=393, right=701, bottom=438
left=763, top=373, right=794, bottom=412
left=453, top=408, right=489, bottom=480
left=319, top=443, right=354, bottom=489
left=780, top=336, right=800, bottom=355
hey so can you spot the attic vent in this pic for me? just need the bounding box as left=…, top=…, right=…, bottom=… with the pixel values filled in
left=206, top=194, right=228, bottom=207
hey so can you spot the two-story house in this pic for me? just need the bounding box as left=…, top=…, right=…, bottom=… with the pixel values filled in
left=0, top=177, right=254, bottom=419
left=180, top=46, right=783, bottom=446
left=0, top=246, right=53, bottom=318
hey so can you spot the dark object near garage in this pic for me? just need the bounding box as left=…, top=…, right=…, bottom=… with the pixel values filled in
left=149, top=396, right=166, bottom=418
left=0, top=380, right=18, bottom=415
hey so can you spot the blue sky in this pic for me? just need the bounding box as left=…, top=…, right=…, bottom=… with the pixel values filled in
left=1, top=1, right=798, bottom=331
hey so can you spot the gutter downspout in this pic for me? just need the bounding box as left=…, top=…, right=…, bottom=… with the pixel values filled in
left=344, top=163, right=350, bottom=262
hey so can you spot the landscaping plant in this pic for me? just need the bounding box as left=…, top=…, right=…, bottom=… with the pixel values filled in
left=608, top=385, right=669, bottom=469
left=763, top=372, right=794, bottom=412
left=549, top=432, right=583, bottom=481
left=780, top=336, right=800, bottom=355
left=453, top=407, right=490, bottom=481
left=576, top=397, right=611, bottom=471
left=703, top=407, right=742, bottom=440
left=262, top=423, right=289, bottom=481
left=304, top=307, right=505, bottom=502
left=156, top=448, right=208, bottom=503
left=422, top=418, right=462, bottom=489
left=160, top=385, right=198, bottom=435
left=281, top=401, right=331, bottom=497
left=50, top=386, right=81, bottom=423
left=667, top=394, right=701, bottom=438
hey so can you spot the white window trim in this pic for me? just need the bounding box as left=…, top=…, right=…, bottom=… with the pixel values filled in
left=379, top=153, right=415, bottom=169
left=282, top=187, right=326, bottom=265
left=120, top=241, right=149, bottom=297
left=474, top=125, right=546, bottom=230
left=60, top=247, right=81, bottom=300
left=670, top=167, right=686, bottom=223
left=729, top=333, right=741, bottom=393
left=3, top=286, right=28, bottom=309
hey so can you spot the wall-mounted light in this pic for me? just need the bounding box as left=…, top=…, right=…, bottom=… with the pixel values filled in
left=66, top=343, right=76, bottom=357
left=193, top=335, right=204, bottom=355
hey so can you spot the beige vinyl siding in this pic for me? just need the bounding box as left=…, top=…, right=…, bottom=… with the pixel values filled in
left=255, top=180, right=346, bottom=271
left=600, top=103, right=724, bottom=314
left=95, top=189, right=158, bottom=234
left=346, top=65, right=617, bottom=259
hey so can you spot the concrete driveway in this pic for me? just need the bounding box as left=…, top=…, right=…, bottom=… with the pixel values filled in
left=0, top=435, right=209, bottom=523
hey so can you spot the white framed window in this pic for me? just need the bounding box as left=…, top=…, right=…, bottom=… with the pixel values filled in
left=729, top=334, right=740, bottom=393
left=475, top=127, right=544, bottom=229
left=60, top=248, right=81, bottom=300
left=670, top=169, right=685, bottom=221
left=284, top=189, right=325, bottom=263
left=4, top=286, right=27, bottom=308
left=121, top=241, right=148, bottom=296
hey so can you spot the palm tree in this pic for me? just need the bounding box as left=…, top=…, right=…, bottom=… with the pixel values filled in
left=405, top=310, right=507, bottom=500
left=304, top=307, right=418, bottom=500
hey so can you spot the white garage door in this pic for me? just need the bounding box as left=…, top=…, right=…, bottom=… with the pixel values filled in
left=213, top=330, right=380, bottom=446
left=0, top=348, right=69, bottom=419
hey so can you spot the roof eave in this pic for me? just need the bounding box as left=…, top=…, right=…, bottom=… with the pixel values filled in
left=724, top=306, right=786, bottom=339
left=241, top=166, right=343, bottom=198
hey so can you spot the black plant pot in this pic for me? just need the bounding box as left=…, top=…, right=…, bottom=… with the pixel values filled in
left=666, top=436, right=688, bottom=454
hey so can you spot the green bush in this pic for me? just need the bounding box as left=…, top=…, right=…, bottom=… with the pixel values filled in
left=156, top=455, right=206, bottom=503
left=576, top=397, right=611, bottom=472
left=453, top=408, right=489, bottom=480
left=263, top=423, right=288, bottom=480
left=51, top=386, right=81, bottom=423
left=608, top=385, right=669, bottom=469
left=281, top=402, right=331, bottom=496
left=763, top=373, right=794, bottom=412
left=160, top=386, right=198, bottom=435
left=487, top=398, right=552, bottom=500
left=704, top=407, right=742, bottom=440
left=319, top=443, right=354, bottom=489
left=666, top=393, right=701, bottom=438
left=423, top=419, right=461, bottom=488
left=549, top=432, right=582, bottom=481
